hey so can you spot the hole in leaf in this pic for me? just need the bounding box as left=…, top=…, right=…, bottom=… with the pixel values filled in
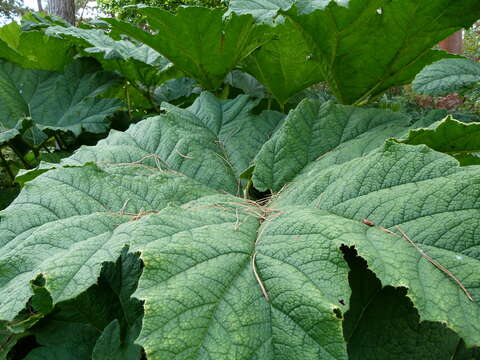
left=333, top=307, right=343, bottom=319
left=341, top=246, right=478, bottom=359
left=6, top=335, right=39, bottom=359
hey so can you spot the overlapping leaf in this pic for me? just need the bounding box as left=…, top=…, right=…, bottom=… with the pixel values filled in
left=24, top=250, right=143, bottom=360
left=105, top=6, right=271, bottom=90
left=1, top=100, right=480, bottom=358
left=343, top=251, right=470, bottom=359
left=242, top=20, right=323, bottom=104
left=252, top=100, right=412, bottom=191
left=399, top=115, right=480, bottom=166
left=61, top=92, right=283, bottom=194
left=0, top=59, right=122, bottom=147
left=268, top=141, right=480, bottom=346
left=0, top=165, right=217, bottom=322
left=229, top=0, right=480, bottom=104
left=0, top=22, right=72, bottom=72
left=45, top=26, right=181, bottom=87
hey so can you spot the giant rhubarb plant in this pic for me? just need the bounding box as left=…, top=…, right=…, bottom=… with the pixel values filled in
left=1, top=93, right=480, bottom=359
left=1, top=1, right=480, bottom=359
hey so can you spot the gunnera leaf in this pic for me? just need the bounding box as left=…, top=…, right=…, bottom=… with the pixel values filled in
left=0, top=164, right=218, bottom=321
left=343, top=247, right=466, bottom=359
left=399, top=115, right=480, bottom=166
left=413, top=58, right=480, bottom=96
left=105, top=6, right=271, bottom=90
left=59, top=92, right=284, bottom=194
left=45, top=26, right=181, bottom=88
left=241, top=19, right=323, bottom=105
left=227, top=0, right=349, bottom=24
left=229, top=0, right=480, bottom=104
left=1, top=97, right=480, bottom=359
left=0, top=22, right=73, bottom=72
left=24, top=249, right=143, bottom=360
left=0, top=59, right=122, bottom=147
left=252, top=100, right=412, bottom=192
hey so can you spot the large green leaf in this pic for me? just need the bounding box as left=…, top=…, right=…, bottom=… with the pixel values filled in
left=227, top=0, right=349, bottom=24
left=105, top=7, right=270, bottom=90
left=343, top=250, right=469, bottom=359
left=0, top=165, right=217, bottom=322
left=413, top=58, right=480, bottom=96
left=230, top=0, right=480, bottom=104
left=1, top=97, right=480, bottom=358
left=269, top=141, right=480, bottom=347
left=45, top=26, right=181, bottom=87
left=252, top=100, right=412, bottom=192
left=61, top=92, right=283, bottom=194
left=399, top=115, right=480, bottom=166
left=108, top=142, right=480, bottom=356
left=24, top=250, right=143, bottom=360
left=0, top=59, right=122, bottom=147
left=242, top=20, right=323, bottom=105
left=0, top=22, right=73, bottom=72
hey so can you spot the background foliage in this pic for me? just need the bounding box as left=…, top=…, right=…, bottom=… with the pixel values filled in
left=96, top=0, right=226, bottom=21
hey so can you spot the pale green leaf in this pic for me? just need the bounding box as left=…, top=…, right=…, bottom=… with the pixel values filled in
left=413, top=58, right=480, bottom=96
left=253, top=100, right=411, bottom=191
left=0, top=164, right=216, bottom=321
left=227, top=0, right=348, bottom=23
left=64, top=92, right=283, bottom=194
left=271, top=142, right=480, bottom=346
left=153, top=77, right=199, bottom=104
left=1, top=96, right=480, bottom=359
left=225, top=71, right=267, bottom=99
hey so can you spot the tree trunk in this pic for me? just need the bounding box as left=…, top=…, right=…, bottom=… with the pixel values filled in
left=37, top=0, right=43, bottom=12
left=47, top=0, right=75, bottom=24
left=439, top=31, right=463, bottom=54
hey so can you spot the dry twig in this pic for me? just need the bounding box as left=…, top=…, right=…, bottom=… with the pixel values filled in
left=175, top=150, right=193, bottom=159
left=252, top=252, right=269, bottom=301
left=396, top=226, right=474, bottom=302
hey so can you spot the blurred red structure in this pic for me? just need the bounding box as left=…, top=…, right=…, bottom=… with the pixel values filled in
left=439, top=31, right=463, bottom=54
